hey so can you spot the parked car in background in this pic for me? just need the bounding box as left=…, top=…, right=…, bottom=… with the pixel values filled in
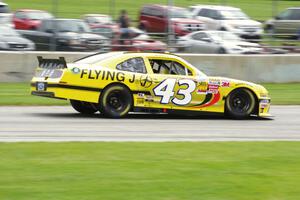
left=0, top=13, right=13, bottom=28
left=177, top=31, right=262, bottom=54
left=0, top=25, right=35, bottom=51
left=265, top=7, right=300, bottom=37
left=111, top=27, right=167, bottom=52
left=189, top=5, right=263, bottom=39
left=0, top=2, right=10, bottom=13
left=13, top=9, right=53, bottom=30
left=82, top=14, right=119, bottom=38
left=139, top=4, right=205, bottom=36
left=18, top=18, right=109, bottom=51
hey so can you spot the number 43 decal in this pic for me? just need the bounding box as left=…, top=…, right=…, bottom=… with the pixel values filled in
left=153, top=78, right=196, bottom=105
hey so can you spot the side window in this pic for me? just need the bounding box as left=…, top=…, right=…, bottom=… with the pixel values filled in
left=278, top=9, right=293, bottom=20
left=207, top=10, right=221, bottom=19
left=15, top=11, right=25, bottom=19
left=206, top=9, right=217, bottom=19
left=116, top=57, right=146, bottom=74
left=141, top=7, right=151, bottom=16
left=152, top=8, right=164, bottom=18
left=191, top=32, right=207, bottom=40
left=149, top=59, right=192, bottom=76
left=198, top=8, right=208, bottom=17
left=290, top=9, right=300, bottom=20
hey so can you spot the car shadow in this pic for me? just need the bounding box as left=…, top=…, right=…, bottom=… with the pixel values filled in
left=30, top=112, right=273, bottom=121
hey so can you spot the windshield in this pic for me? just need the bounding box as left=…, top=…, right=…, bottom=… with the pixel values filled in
left=171, top=8, right=192, bottom=19
left=92, top=16, right=113, bottom=24
left=210, top=31, right=241, bottom=42
left=27, top=11, right=53, bottom=20
left=57, top=20, right=91, bottom=32
left=0, top=26, right=19, bottom=36
left=220, top=10, right=249, bottom=20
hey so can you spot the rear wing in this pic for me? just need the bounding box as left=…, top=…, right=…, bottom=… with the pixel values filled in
left=37, top=56, right=67, bottom=69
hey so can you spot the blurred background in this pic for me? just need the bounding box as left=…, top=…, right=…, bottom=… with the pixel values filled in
left=0, top=0, right=300, bottom=53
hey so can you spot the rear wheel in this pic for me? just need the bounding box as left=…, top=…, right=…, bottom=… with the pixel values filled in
left=225, top=88, right=256, bottom=119
left=99, top=85, right=132, bottom=118
left=70, top=100, right=98, bottom=114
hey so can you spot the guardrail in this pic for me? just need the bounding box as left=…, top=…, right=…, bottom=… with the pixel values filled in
left=0, top=51, right=300, bottom=83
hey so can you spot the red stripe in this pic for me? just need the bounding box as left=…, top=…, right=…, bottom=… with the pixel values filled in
left=193, top=91, right=221, bottom=108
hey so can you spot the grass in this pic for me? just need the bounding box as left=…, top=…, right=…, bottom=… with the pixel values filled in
left=0, top=142, right=300, bottom=200
left=263, top=83, right=300, bottom=105
left=0, top=83, right=67, bottom=106
left=0, top=82, right=299, bottom=105
left=5, top=0, right=300, bottom=21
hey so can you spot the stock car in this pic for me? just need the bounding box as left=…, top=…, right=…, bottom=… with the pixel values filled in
left=30, top=52, right=271, bottom=119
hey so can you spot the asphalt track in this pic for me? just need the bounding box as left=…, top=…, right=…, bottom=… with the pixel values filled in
left=0, top=106, right=299, bottom=142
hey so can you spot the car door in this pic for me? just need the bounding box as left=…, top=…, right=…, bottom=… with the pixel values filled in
left=274, top=9, right=297, bottom=34
left=190, top=32, right=218, bottom=53
left=143, top=57, right=208, bottom=111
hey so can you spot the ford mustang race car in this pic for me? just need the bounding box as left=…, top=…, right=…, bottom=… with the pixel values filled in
left=31, top=52, right=271, bottom=119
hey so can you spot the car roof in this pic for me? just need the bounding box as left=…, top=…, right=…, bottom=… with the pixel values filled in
left=0, top=2, right=8, bottom=6
left=288, top=7, right=300, bottom=10
left=46, top=18, right=82, bottom=21
left=190, top=5, right=240, bottom=11
left=83, top=14, right=110, bottom=17
left=15, top=9, right=48, bottom=12
left=143, top=4, right=187, bottom=10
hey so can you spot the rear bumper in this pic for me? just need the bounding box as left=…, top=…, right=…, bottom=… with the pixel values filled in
left=30, top=81, right=101, bottom=103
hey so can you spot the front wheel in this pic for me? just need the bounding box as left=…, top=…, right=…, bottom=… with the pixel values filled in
left=225, top=88, right=256, bottom=119
left=70, top=100, right=98, bottom=114
left=99, top=84, right=133, bottom=118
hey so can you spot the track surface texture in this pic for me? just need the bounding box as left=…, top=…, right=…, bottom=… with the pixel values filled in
left=0, top=106, right=299, bottom=142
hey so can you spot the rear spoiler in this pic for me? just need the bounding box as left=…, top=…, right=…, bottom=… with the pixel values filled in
left=37, top=56, right=67, bottom=69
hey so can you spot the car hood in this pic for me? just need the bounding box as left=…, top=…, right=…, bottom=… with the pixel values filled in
left=0, top=35, right=32, bottom=44
left=224, top=19, right=262, bottom=27
left=171, top=18, right=203, bottom=24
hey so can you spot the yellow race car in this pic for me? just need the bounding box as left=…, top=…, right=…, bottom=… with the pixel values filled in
left=31, top=52, right=271, bottom=119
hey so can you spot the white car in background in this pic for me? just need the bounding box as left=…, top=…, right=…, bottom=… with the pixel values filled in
left=189, top=5, right=263, bottom=39
left=177, top=30, right=263, bottom=54
left=0, top=13, right=13, bottom=28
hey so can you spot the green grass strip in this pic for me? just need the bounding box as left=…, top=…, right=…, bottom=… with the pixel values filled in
left=0, top=142, right=300, bottom=200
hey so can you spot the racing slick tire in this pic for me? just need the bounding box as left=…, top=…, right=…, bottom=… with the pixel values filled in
left=70, top=100, right=99, bottom=114
left=225, top=88, right=256, bottom=119
left=99, top=84, right=133, bottom=118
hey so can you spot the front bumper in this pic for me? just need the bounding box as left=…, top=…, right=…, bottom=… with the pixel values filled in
left=258, top=98, right=271, bottom=117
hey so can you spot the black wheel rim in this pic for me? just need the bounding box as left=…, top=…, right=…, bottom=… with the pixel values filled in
left=107, top=90, right=126, bottom=111
left=230, top=92, right=250, bottom=113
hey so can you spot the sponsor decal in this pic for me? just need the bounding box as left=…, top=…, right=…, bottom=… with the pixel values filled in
left=80, top=69, right=136, bottom=83
left=140, top=75, right=153, bottom=88
left=208, top=79, right=220, bottom=85
left=196, top=89, right=207, bottom=94
left=221, top=80, right=230, bottom=87
left=145, top=95, right=154, bottom=102
left=71, top=67, right=81, bottom=74
left=137, top=93, right=145, bottom=97
left=207, top=84, right=219, bottom=94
